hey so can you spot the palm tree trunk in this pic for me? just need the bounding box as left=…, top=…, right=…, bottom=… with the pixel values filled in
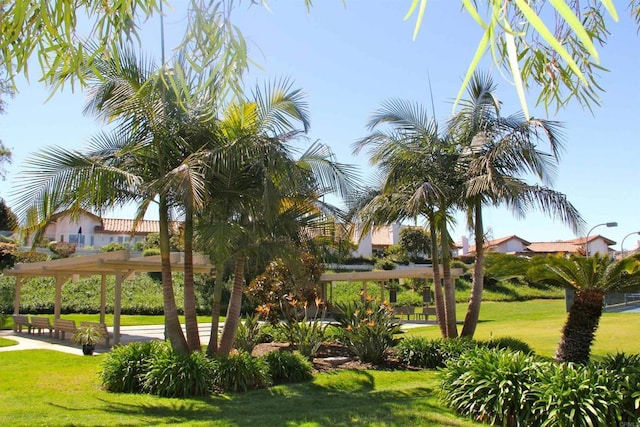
left=429, top=216, right=446, bottom=336
left=555, top=289, right=604, bottom=364
left=440, top=221, right=458, bottom=338
left=159, top=195, right=188, bottom=353
left=207, top=262, right=225, bottom=357
left=461, top=200, right=484, bottom=338
left=183, top=209, right=201, bottom=352
left=217, top=255, right=246, bottom=357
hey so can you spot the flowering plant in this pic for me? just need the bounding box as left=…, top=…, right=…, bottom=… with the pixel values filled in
left=334, top=295, right=401, bottom=364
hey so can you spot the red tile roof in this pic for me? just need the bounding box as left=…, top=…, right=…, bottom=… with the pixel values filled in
left=98, top=219, right=181, bottom=234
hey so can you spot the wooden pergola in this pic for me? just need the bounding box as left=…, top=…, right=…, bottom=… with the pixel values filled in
left=319, top=266, right=464, bottom=304
left=4, top=250, right=213, bottom=345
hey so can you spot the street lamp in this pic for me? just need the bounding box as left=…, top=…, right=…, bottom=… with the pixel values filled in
left=621, top=231, right=640, bottom=256
left=585, top=222, right=617, bottom=257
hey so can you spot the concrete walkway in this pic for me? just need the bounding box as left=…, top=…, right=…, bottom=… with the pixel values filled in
left=0, top=324, right=214, bottom=355
left=0, top=321, right=429, bottom=356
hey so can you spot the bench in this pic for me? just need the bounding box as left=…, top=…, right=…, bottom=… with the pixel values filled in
left=393, top=305, right=415, bottom=320
left=12, top=314, right=33, bottom=333
left=31, top=316, right=54, bottom=337
left=416, top=306, right=438, bottom=321
left=80, top=322, right=112, bottom=346
left=54, top=319, right=78, bottom=340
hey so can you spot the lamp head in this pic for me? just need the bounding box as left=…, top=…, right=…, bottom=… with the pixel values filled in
left=606, top=222, right=618, bottom=227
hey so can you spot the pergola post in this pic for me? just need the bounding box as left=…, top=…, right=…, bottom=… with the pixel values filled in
left=379, top=281, right=385, bottom=302
left=13, top=276, right=22, bottom=314
left=54, top=275, right=65, bottom=339
left=113, top=272, right=124, bottom=345
left=100, top=274, right=107, bottom=325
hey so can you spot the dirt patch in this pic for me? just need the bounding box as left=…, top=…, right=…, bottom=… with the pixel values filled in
left=252, top=341, right=405, bottom=372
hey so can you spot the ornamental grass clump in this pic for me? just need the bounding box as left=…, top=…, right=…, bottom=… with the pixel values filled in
left=213, top=351, right=272, bottom=393
left=440, top=347, right=541, bottom=426
left=262, top=350, right=313, bottom=384
left=595, top=352, right=640, bottom=422
left=334, top=297, right=401, bottom=364
left=142, top=349, right=217, bottom=398
left=101, top=341, right=165, bottom=393
left=395, top=337, right=477, bottom=369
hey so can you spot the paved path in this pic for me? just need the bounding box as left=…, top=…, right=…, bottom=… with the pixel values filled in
left=0, top=324, right=214, bottom=355
left=0, top=321, right=428, bottom=355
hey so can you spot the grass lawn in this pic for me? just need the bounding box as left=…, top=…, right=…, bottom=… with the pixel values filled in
left=404, top=299, right=640, bottom=358
left=0, top=337, right=18, bottom=347
left=3, top=314, right=217, bottom=329
left=0, top=350, right=477, bottom=426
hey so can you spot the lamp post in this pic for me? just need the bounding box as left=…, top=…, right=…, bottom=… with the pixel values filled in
left=621, top=231, right=640, bottom=256
left=585, top=222, right=617, bottom=257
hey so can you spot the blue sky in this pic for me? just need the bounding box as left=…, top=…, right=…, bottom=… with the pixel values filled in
left=1, top=1, right=639, bottom=250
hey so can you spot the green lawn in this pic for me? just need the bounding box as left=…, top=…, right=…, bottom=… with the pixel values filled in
left=2, top=300, right=639, bottom=425
left=0, top=350, right=477, bottom=426
left=404, top=299, right=640, bottom=358
left=3, top=314, right=217, bottom=329
left=0, top=337, right=17, bottom=347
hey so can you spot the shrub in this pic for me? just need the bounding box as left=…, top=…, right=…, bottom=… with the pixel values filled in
left=142, top=349, right=217, bottom=398
left=440, top=347, right=541, bottom=426
left=594, top=353, right=640, bottom=422
left=480, top=336, right=534, bottom=354
left=374, top=258, right=396, bottom=270
left=48, top=241, right=76, bottom=259
left=101, top=341, right=167, bottom=393
left=234, top=314, right=263, bottom=353
left=529, top=362, right=623, bottom=427
left=334, top=298, right=401, bottom=364
left=102, top=243, right=127, bottom=252
left=213, top=351, right=272, bottom=393
left=279, top=298, right=327, bottom=358
left=396, top=337, right=477, bottom=369
left=262, top=350, right=313, bottom=384
left=142, top=248, right=161, bottom=257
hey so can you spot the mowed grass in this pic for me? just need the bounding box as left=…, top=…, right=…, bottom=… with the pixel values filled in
left=3, top=314, right=217, bottom=329
left=404, top=299, right=640, bottom=357
left=0, top=337, right=17, bottom=347
left=0, top=350, right=478, bottom=427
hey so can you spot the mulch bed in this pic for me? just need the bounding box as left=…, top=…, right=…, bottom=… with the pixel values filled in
left=251, top=341, right=406, bottom=372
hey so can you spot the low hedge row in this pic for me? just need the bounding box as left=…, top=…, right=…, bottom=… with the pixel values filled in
left=0, top=274, right=228, bottom=316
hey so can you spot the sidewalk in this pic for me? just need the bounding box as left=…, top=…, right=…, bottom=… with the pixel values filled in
left=0, top=324, right=213, bottom=355
left=0, top=321, right=428, bottom=355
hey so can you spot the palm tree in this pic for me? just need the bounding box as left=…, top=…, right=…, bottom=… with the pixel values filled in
left=15, top=47, right=221, bottom=353
left=352, top=99, right=461, bottom=337
left=534, top=253, right=640, bottom=363
left=196, top=79, right=357, bottom=357
left=449, top=72, right=584, bottom=339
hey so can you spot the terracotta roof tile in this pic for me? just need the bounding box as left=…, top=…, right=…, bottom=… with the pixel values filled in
left=99, top=218, right=181, bottom=234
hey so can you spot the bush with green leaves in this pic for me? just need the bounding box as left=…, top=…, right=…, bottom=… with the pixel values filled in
left=262, top=350, right=313, bottom=384
left=142, top=348, right=217, bottom=398
left=594, top=353, right=640, bottom=423
left=213, top=351, right=272, bottom=393
left=395, top=337, right=477, bottom=369
left=529, top=362, right=623, bottom=427
left=101, top=243, right=127, bottom=252
left=279, top=297, right=327, bottom=358
left=334, top=298, right=401, bottom=364
left=234, top=314, right=264, bottom=353
left=440, top=347, right=542, bottom=426
left=101, top=341, right=168, bottom=393
left=480, top=336, right=534, bottom=354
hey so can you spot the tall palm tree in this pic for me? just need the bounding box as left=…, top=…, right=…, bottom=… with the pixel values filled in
left=196, top=79, right=357, bottom=357
left=15, top=47, right=221, bottom=353
left=352, top=99, right=461, bottom=337
left=450, top=73, right=584, bottom=338
left=534, top=253, right=640, bottom=363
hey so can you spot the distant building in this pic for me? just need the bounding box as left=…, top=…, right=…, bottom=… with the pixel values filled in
left=459, top=234, right=617, bottom=257
left=29, top=210, right=179, bottom=249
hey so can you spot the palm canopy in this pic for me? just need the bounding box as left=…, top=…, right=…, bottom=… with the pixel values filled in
left=535, top=253, right=640, bottom=294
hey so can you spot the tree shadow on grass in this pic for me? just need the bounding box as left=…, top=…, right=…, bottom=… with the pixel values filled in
left=93, top=370, right=475, bottom=426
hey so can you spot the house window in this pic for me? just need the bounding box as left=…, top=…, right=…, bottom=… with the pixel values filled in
left=90, top=236, right=94, bottom=246
left=60, top=235, right=64, bottom=242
